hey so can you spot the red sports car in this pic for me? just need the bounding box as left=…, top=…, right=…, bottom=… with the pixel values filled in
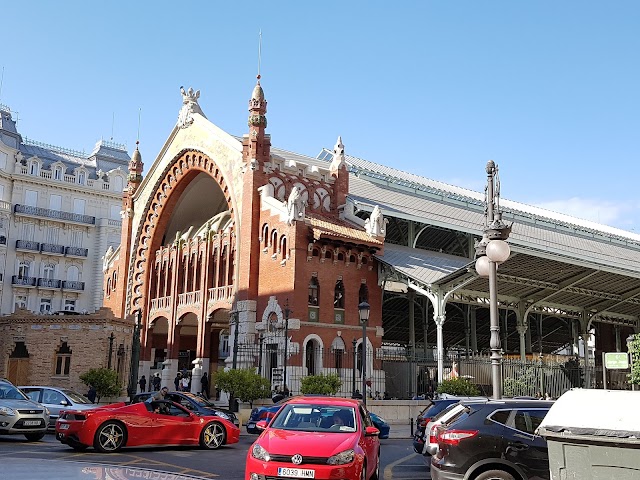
left=245, top=397, right=380, bottom=480
left=55, top=399, right=240, bottom=452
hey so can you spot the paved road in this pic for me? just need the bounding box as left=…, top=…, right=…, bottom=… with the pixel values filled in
left=0, top=432, right=430, bottom=479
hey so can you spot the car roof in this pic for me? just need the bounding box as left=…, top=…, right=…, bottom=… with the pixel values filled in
left=285, top=396, right=362, bottom=407
left=462, top=399, right=555, bottom=407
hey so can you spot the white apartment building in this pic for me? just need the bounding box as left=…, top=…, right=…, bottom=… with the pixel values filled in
left=0, top=104, right=128, bottom=314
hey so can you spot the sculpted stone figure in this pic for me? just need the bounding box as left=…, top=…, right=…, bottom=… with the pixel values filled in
left=364, top=205, right=388, bottom=238
left=177, top=86, right=205, bottom=128
left=286, top=186, right=306, bottom=225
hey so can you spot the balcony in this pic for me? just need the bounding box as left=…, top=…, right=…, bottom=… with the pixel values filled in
left=14, top=204, right=96, bottom=225
left=37, top=278, right=62, bottom=289
left=12, top=276, right=37, bottom=287
left=62, top=280, right=85, bottom=291
left=16, top=240, right=40, bottom=252
left=40, top=243, right=65, bottom=255
left=65, top=246, right=89, bottom=257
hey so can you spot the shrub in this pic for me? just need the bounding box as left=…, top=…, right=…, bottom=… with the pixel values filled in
left=79, top=368, right=122, bottom=403
left=436, top=377, right=480, bottom=396
left=300, top=373, right=342, bottom=395
left=214, top=368, right=272, bottom=409
left=628, top=333, right=640, bottom=386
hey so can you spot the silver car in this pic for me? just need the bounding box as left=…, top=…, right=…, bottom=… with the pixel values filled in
left=20, top=386, right=97, bottom=429
left=0, top=378, right=49, bottom=441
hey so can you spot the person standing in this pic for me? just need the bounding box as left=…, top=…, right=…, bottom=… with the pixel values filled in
left=152, top=373, right=161, bottom=391
left=87, top=385, right=97, bottom=404
left=174, top=373, right=181, bottom=391
left=201, top=372, right=209, bottom=399
left=138, top=375, right=146, bottom=394
left=181, top=374, right=189, bottom=392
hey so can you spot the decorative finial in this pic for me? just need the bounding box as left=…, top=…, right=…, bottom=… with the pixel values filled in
left=257, top=29, right=262, bottom=83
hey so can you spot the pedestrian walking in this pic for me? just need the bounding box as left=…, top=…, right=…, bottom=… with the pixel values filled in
left=152, top=373, right=161, bottom=391
left=138, top=375, right=146, bottom=393
left=201, top=372, right=209, bottom=399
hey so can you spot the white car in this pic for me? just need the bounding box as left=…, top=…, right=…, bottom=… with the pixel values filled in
left=0, top=378, right=49, bottom=441
left=20, top=386, right=97, bottom=429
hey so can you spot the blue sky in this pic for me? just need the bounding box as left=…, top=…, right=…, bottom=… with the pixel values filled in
left=1, top=1, right=639, bottom=232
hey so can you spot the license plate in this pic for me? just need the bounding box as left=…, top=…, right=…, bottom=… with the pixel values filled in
left=23, top=420, right=41, bottom=426
left=277, top=467, right=315, bottom=478
left=59, top=423, right=70, bottom=430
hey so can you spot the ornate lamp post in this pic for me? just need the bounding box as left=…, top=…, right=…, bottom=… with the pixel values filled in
left=352, top=338, right=357, bottom=397
left=126, top=310, right=142, bottom=400
left=230, top=305, right=239, bottom=370
left=474, top=161, right=512, bottom=400
left=358, top=301, right=371, bottom=405
left=283, top=300, right=291, bottom=394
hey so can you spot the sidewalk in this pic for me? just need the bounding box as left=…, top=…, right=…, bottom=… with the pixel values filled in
left=387, top=421, right=414, bottom=439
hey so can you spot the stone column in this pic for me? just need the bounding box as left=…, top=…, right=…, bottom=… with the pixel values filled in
left=470, top=305, right=478, bottom=354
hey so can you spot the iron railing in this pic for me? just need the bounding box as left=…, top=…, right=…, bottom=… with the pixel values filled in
left=14, top=204, right=96, bottom=225
left=16, top=240, right=40, bottom=251
left=62, top=280, right=85, bottom=291
left=65, top=246, right=88, bottom=257
left=12, top=276, right=36, bottom=287
left=40, top=243, right=65, bottom=255
left=37, top=278, right=62, bottom=289
left=225, top=344, right=620, bottom=399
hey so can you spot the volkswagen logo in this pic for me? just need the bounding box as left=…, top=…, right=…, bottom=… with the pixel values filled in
left=291, top=454, right=303, bottom=465
left=29, top=411, right=35, bottom=414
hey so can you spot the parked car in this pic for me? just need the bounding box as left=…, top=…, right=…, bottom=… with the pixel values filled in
left=430, top=399, right=554, bottom=480
left=0, top=378, right=50, bottom=441
left=20, top=385, right=98, bottom=429
left=369, top=412, right=390, bottom=439
left=55, top=399, right=240, bottom=452
left=245, top=396, right=380, bottom=480
left=413, top=399, right=463, bottom=453
left=131, top=391, right=239, bottom=427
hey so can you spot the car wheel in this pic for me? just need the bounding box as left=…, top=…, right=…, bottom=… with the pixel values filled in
left=24, top=432, right=45, bottom=442
left=200, top=421, right=226, bottom=449
left=94, top=421, right=126, bottom=453
left=474, top=469, right=516, bottom=480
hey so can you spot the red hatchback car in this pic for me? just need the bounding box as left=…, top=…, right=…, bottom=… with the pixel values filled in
left=55, top=399, right=240, bottom=452
left=245, top=397, right=380, bottom=480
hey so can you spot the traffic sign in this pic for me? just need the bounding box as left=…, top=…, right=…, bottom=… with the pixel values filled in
left=604, top=352, right=629, bottom=370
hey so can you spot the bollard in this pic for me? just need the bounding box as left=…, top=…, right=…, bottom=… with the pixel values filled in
left=410, top=417, right=414, bottom=436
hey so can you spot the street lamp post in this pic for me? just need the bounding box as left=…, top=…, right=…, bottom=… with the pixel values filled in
left=126, top=310, right=142, bottom=400
left=352, top=338, right=357, bottom=397
left=474, top=161, right=512, bottom=400
left=358, top=301, right=371, bottom=405
left=258, top=333, right=264, bottom=376
left=283, top=300, right=291, bottom=395
left=231, top=306, right=239, bottom=370
left=108, top=332, right=115, bottom=369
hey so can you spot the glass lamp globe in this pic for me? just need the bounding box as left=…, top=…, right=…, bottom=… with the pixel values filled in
left=475, top=255, right=491, bottom=278
left=486, top=240, right=510, bottom=264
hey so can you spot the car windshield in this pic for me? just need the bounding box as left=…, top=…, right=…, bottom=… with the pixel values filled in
left=180, top=392, right=212, bottom=407
left=61, top=389, right=92, bottom=404
left=0, top=383, right=28, bottom=401
left=270, top=404, right=357, bottom=433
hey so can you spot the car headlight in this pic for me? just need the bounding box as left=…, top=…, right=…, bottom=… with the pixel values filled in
left=0, top=406, right=16, bottom=416
left=252, top=443, right=271, bottom=461
left=327, top=449, right=355, bottom=465
left=44, top=407, right=51, bottom=416
left=215, top=411, right=230, bottom=420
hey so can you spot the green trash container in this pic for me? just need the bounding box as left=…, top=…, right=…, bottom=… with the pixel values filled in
left=538, top=389, right=640, bottom=480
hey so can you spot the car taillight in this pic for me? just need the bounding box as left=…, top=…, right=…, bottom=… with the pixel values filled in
left=429, top=425, right=439, bottom=444
left=437, top=429, right=478, bottom=446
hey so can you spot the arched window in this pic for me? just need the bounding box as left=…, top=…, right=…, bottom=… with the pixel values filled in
left=334, top=280, right=345, bottom=308
left=54, top=166, right=62, bottom=180
left=280, top=236, right=287, bottom=260
left=358, top=284, right=369, bottom=304
left=262, top=224, right=269, bottom=250
left=331, top=337, right=345, bottom=372
left=55, top=342, right=72, bottom=376
left=29, top=161, right=39, bottom=175
left=271, top=230, right=278, bottom=255
left=268, top=311, right=279, bottom=333
left=113, top=175, right=124, bottom=191
left=77, top=171, right=86, bottom=185
left=106, top=278, right=112, bottom=296
left=308, top=277, right=319, bottom=306
left=305, top=340, right=317, bottom=376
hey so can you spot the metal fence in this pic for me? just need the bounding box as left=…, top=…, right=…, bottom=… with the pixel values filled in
left=232, top=345, right=631, bottom=399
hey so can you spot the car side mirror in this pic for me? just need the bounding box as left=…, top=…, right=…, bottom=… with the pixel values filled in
left=256, top=420, right=268, bottom=431
left=365, top=426, right=380, bottom=437
left=60, top=400, right=69, bottom=406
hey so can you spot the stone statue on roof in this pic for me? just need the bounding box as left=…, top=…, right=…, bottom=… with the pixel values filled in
left=286, top=186, right=307, bottom=226
left=177, top=86, right=206, bottom=129
left=364, top=205, right=388, bottom=238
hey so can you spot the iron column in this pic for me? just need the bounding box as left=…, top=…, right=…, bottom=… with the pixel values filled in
left=358, top=301, right=370, bottom=405
left=283, top=300, right=291, bottom=394
left=126, top=310, right=141, bottom=400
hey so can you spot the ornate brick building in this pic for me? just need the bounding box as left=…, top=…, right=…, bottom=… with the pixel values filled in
left=103, top=82, right=385, bottom=396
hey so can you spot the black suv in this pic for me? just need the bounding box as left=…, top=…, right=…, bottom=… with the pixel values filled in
left=430, top=399, right=553, bottom=480
left=131, top=391, right=239, bottom=427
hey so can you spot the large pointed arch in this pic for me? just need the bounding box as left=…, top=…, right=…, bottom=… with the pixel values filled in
left=127, top=149, right=237, bottom=320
